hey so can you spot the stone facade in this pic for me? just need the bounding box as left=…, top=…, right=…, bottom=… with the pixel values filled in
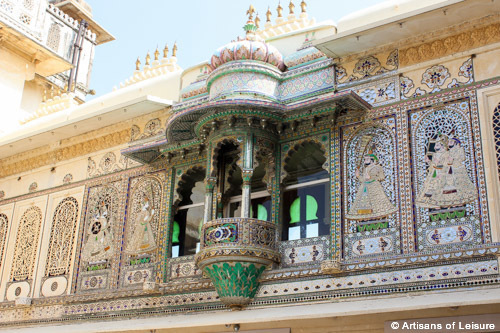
left=0, top=0, right=499, bottom=331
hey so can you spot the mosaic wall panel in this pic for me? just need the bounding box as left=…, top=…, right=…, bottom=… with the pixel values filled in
left=400, top=57, right=473, bottom=99
left=10, top=206, right=42, bottom=282
left=119, top=174, right=164, bottom=289
left=409, top=99, right=483, bottom=251
left=168, top=255, right=201, bottom=279
left=279, top=236, right=329, bottom=268
left=38, top=197, right=80, bottom=298
left=1, top=258, right=497, bottom=324
left=209, top=72, right=279, bottom=101
left=74, top=183, right=122, bottom=293
left=344, top=228, right=400, bottom=258
left=259, top=259, right=498, bottom=297
left=45, top=197, right=79, bottom=277
left=279, top=67, right=334, bottom=101
left=341, top=119, right=401, bottom=258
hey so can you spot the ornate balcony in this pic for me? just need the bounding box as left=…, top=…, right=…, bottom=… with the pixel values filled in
left=195, top=217, right=279, bottom=310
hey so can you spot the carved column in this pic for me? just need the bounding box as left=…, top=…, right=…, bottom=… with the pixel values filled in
left=204, top=177, right=216, bottom=223
left=241, top=134, right=254, bottom=218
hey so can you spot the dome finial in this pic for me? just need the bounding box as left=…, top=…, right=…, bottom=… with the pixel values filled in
left=172, top=42, right=178, bottom=57
left=266, top=6, right=272, bottom=22
left=154, top=47, right=159, bottom=61
left=163, top=44, right=169, bottom=58
left=300, top=0, right=307, bottom=13
left=277, top=1, right=283, bottom=18
left=243, top=4, right=258, bottom=38
left=246, top=4, right=255, bottom=21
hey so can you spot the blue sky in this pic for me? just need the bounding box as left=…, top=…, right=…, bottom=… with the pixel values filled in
left=86, top=0, right=384, bottom=99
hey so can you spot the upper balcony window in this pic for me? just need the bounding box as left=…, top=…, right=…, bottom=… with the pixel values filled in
left=172, top=167, right=205, bottom=258
left=282, top=141, right=330, bottom=241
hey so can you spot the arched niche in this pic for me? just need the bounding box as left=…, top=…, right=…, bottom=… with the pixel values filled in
left=172, top=166, right=206, bottom=257
left=343, top=123, right=398, bottom=233
left=280, top=140, right=330, bottom=241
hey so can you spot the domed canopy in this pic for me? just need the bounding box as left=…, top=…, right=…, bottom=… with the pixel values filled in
left=210, top=39, right=285, bottom=71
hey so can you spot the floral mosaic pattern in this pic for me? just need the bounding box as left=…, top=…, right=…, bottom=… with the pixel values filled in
left=336, top=51, right=398, bottom=84
left=421, top=65, right=450, bottom=90
left=10, top=206, right=42, bottom=281
left=400, top=58, right=474, bottom=99
left=45, top=197, right=79, bottom=277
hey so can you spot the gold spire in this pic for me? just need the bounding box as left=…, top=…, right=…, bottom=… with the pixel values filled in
left=135, top=57, right=141, bottom=70
left=266, top=6, right=272, bottom=22
left=163, top=44, right=169, bottom=58
left=300, top=0, right=307, bottom=13
left=154, top=47, right=159, bottom=61
left=277, top=1, right=283, bottom=18
left=255, top=12, right=260, bottom=28
left=172, top=42, right=177, bottom=57
left=145, top=51, right=151, bottom=66
left=246, top=4, right=255, bottom=21
left=289, top=0, right=295, bottom=15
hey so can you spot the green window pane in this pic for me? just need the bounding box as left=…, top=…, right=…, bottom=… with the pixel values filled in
left=306, top=195, right=318, bottom=221
left=172, top=221, right=180, bottom=243
left=290, top=197, right=300, bottom=223
left=289, top=195, right=318, bottom=223
left=257, top=204, right=268, bottom=221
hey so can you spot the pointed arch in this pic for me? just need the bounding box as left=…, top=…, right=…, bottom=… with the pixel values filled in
left=11, top=206, right=42, bottom=281
left=45, top=197, right=79, bottom=276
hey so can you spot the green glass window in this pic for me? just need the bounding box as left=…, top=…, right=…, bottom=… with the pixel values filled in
left=282, top=142, right=330, bottom=240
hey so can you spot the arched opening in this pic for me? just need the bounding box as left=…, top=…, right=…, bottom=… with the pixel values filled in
left=172, top=167, right=206, bottom=257
left=213, top=140, right=243, bottom=218
left=282, top=141, right=330, bottom=240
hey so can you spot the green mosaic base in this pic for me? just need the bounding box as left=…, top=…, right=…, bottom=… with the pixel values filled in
left=430, top=209, right=466, bottom=222
left=203, top=261, right=266, bottom=310
left=357, top=221, right=388, bottom=232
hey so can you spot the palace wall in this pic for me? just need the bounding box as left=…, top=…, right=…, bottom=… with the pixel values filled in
left=0, top=5, right=499, bottom=331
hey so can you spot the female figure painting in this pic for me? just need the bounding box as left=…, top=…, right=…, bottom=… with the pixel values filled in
left=126, top=196, right=157, bottom=254
left=416, top=134, right=476, bottom=208
left=346, top=151, right=397, bottom=220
